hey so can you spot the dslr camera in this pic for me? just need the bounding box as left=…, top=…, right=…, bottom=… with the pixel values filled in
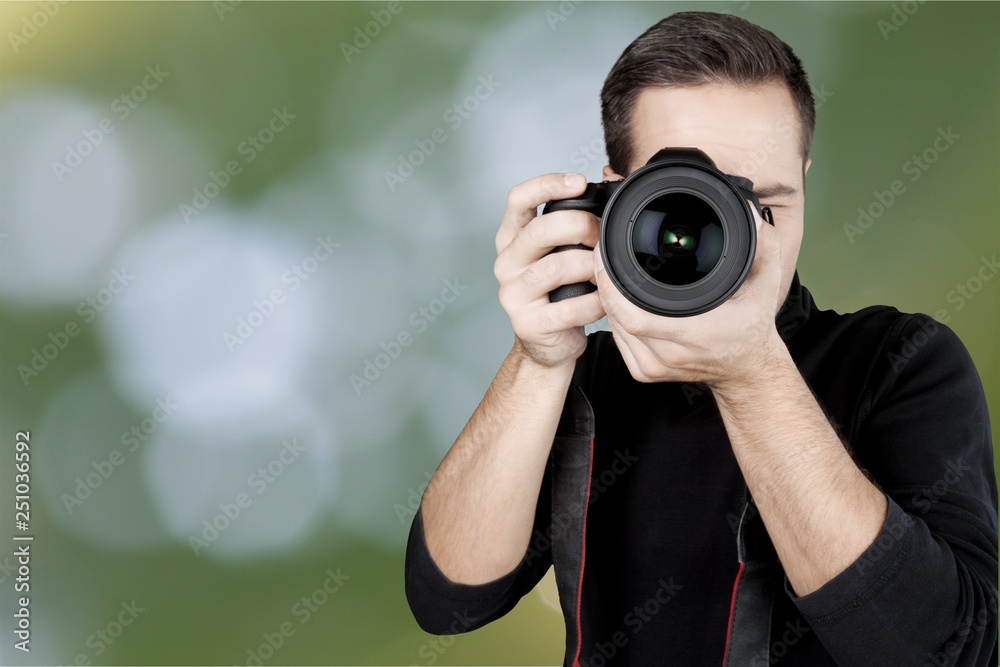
left=545, top=148, right=772, bottom=317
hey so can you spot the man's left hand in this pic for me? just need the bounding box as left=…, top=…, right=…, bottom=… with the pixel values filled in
left=595, top=208, right=786, bottom=389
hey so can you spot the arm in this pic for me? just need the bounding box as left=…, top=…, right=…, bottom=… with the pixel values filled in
left=418, top=342, right=573, bottom=585
left=594, top=215, right=997, bottom=663
left=779, top=315, right=998, bottom=666
left=409, top=173, right=605, bottom=595
left=592, top=207, right=887, bottom=594
left=710, top=338, right=887, bottom=596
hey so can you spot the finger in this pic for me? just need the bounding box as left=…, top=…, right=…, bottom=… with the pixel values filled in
left=498, top=248, right=597, bottom=309
left=593, top=244, right=644, bottom=332
left=726, top=212, right=783, bottom=314
left=750, top=204, right=765, bottom=232
left=496, top=210, right=600, bottom=279
left=607, top=315, right=686, bottom=383
left=605, top=318, right=655, bottom=383
left=552, top=290, right=606, bottom=330
left=496, top=173, right=587, bottom=253
left=522, top=291, right=607, bottom=337
left=745, top=214, right=782, bottom=285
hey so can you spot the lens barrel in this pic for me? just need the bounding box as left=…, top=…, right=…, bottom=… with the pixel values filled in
left=599, top=149, right=758, bottom=316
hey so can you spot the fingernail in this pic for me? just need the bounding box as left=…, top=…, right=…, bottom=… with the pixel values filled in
left=564, top=173, right=584, bottom=188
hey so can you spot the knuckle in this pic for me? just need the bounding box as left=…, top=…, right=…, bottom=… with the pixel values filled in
left=621, top=314, right=647, bottom=338
left=657, top=349, right=682, bottom=370
left=505, top=185, right=522, bottom=210
left=535, top=309, right=557, bottom=334
left=508, top=313, right=527, bottom=336
left=493, top=254, right=511, bottom=284
left=525, top=216, right=547, bottom=245
left=521, top=263, right=544, bottom=287
left=496, top=282, right=512, bottom=307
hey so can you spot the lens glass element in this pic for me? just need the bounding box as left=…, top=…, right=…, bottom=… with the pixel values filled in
left=631, top=192, right=724, bottom=286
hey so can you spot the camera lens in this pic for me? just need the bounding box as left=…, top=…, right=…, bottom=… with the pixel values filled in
left=599, top=149, right=757, bottom=316
left=630, top=193, right=724, bottom=286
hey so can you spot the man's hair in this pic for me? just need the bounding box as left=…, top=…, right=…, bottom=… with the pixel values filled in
left=600, top=11, right=815, bottom=174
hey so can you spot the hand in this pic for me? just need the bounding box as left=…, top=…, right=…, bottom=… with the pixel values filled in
left=595, top=208, right=786, bottom=388
left=494, top=173, right=607, bottom=369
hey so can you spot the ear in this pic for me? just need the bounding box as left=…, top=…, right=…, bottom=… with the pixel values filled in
left=602, top=164, right=625, bottom=181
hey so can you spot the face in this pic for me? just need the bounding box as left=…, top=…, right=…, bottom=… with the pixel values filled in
left=603, top=82, right=810, bottom=306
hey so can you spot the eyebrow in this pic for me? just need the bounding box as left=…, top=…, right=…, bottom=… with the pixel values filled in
left=753, top=183, right=799, bottom=199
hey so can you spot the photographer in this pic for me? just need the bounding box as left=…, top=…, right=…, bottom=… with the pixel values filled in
left=404, top=12, right=998, bottom=666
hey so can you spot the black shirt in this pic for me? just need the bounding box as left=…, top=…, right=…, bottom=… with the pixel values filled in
left=405, top=275, right=998, bottom=666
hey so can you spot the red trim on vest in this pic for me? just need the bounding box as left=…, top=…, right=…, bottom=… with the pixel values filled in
left=571, top=438, right=596, bottom=667
left=720, top=561, right=746, bottom=667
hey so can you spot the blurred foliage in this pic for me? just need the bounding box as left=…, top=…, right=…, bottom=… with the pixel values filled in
left=0, top=2, right=997, bottom=665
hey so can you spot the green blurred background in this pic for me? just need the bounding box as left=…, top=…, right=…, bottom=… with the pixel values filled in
left=0, top=1, right=996, bottom=664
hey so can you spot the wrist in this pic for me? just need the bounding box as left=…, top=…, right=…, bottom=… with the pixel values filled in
left=709, top=330, right=793, bottom=402
left=512, top=336, right=579, bottom=372
left=510, top=339, right=577, bottom=383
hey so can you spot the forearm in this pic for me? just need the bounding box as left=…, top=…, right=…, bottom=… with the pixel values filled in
left=711, top=337, right=888, bottom=596
left=419, top=341, right=573, bottom=585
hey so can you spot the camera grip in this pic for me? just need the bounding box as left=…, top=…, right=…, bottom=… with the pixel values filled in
left=542, top=182, right=608, bottom=303
left=547, top=244, right=597, bottom=302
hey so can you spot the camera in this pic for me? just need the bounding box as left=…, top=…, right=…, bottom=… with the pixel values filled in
left=544, top=148, right=771, bottom=317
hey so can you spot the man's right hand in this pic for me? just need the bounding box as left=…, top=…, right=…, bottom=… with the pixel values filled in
left=411, top=174, right=605, bottom=587
left=494, top=173, right=607, bottom=369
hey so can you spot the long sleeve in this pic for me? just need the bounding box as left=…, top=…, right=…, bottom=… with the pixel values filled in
left=789, top=314, right=998, bottom=665
left=404, top=466, right=554, bottom=635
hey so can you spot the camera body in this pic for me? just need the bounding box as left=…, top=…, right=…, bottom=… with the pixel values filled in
left=544, top=148, right=770, bottom=317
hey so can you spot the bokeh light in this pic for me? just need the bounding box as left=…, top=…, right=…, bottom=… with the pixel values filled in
left=1, top=3, right=996, bottom=665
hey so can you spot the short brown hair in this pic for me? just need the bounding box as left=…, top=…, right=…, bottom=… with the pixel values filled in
left=600, top=11, right=815, bottom=174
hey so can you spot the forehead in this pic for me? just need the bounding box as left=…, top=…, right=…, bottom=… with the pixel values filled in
left=628, top=82, right=803, bottom=180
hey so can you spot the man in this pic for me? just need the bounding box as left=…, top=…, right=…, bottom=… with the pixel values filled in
left=405, top=12, right=998, bottom=666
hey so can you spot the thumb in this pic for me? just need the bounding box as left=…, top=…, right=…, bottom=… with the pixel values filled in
left=593, top=243, right=605, bottom=274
